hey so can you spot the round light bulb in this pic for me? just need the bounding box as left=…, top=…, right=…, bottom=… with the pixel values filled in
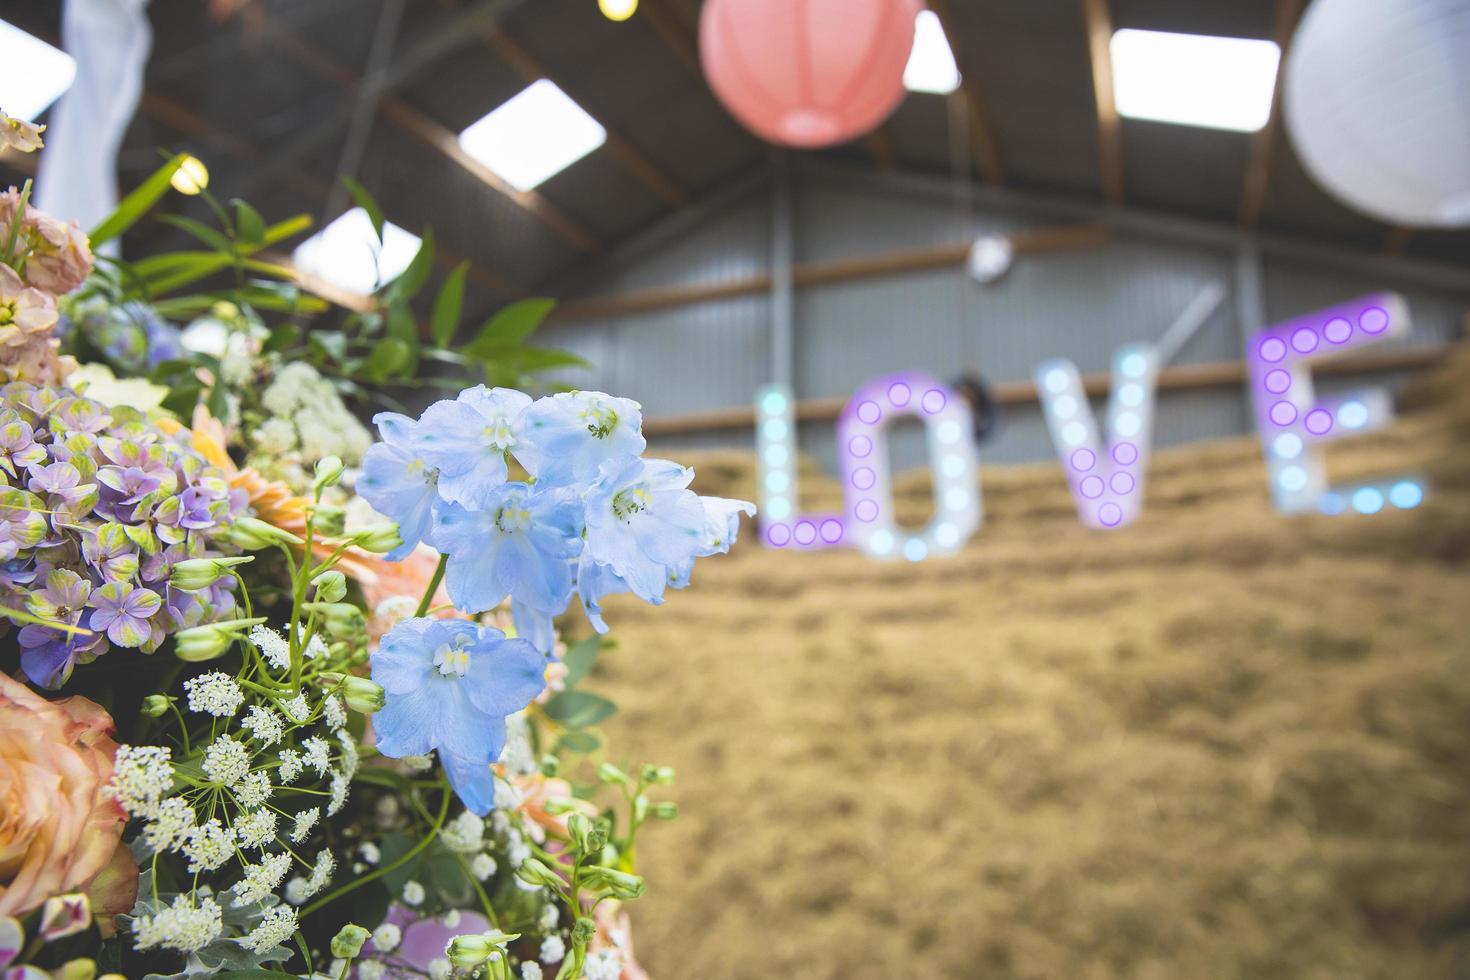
left=599, top=0, right=638, bottom=21
left=171, top=155, right=209, bottom=196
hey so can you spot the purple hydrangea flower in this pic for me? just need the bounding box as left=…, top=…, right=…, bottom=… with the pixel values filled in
left=88, top=581, right=162, bottom=647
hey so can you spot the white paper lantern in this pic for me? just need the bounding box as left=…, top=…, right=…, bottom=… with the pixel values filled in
left=966, top=234, right=1013, bottom=284
left=1284, top=0, right=1470, bottom=228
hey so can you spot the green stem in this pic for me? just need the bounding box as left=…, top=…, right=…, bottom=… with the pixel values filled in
left=415, top=554, right=448, bottom=618
left=167, top=699, right=192, bottom=753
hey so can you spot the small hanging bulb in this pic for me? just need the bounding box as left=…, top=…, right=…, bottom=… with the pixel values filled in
left=598, top=0, right=637, bottom=22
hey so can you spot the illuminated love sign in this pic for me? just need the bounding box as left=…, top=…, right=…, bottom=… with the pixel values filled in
left=755, top=292, right=1425, bottom=559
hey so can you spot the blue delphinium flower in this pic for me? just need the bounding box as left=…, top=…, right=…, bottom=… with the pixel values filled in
left=358, top=412, right=438, bottom=560
left=582, top=456, right=706, bottom=603
left=667, top=495, right=758, bottom=589
left=371, top=617, right=546, bottom=814
left=430, top=482, right=583, bottom=616
left=575, top=552, right=628, bottom=634
left=517, top=391, right=645, bottom=488
left=414, top=386, right=531, bottom=508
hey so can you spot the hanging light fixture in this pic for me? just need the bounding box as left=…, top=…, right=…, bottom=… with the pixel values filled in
left=598, top=0, right=637, bottom=22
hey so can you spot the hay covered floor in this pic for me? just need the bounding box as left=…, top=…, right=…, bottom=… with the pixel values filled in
left=587, top=347, right=1470, bottom=980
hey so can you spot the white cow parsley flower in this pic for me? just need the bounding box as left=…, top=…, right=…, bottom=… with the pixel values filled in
left=322, top=693, right=346, bottom=730
left=327, top=770, right=350, bottom=816
left=184, top=672, right=245, bottom=717
left=232, top=851, right=292, bottom=906
left=234, top=770, right=272, bottom=808
left=281, top=694, right=311, bottom=724
left=359, top=841, right=381, bottom=865
left=278, top=748, right=305, bottom=783
left=183, top=819, right=234, bottom=872
left=302, top=735, right=332, bottom=776
left=336, top=729, right=360, bottom=779
left=241, top=905, right=298, bottom=953
left=235, top=809, right=278, bottom=850
left=203, top=735, right=250, bottom=785
left=240, top=704, right=286, bottom=745
left=142, top=796, right=196, bottom=852
left=291, top=807, right=321, bottom=843
left=131, top=895, right=222, bottom=953
left=108, top=745, right=174, bottom=818
left=284, top=877, right=309, bottom=905
left=300, top=850, right=334, bottom=899
left=249, top=624, right=292, bottom=671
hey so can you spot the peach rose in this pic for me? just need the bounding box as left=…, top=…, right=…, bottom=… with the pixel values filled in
left=0, top=673, right=134, bottom=919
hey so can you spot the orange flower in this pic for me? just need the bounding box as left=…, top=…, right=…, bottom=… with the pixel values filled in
left=512, top=773, right=595, bottom=837
left=0, top=673, right=136, bottom=921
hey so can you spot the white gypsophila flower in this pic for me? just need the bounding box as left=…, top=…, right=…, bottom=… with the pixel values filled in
left=520, top=963, right=543, bottom=980
left=203, top=735, right=250, bottom=786
left=184, top=672, right=245, bottom=717
left=249, top=624, right=292, bottom=672
left=358, top=961, right=387, bottom=980
left=441, top=811, right=485, bottom=854
left=581, top=951, right=622, bottom=980
left=522, top=815, right=547, bottom=846
left=370, top=922, right=401, bottom=954
left=440, top=910, right=461, bottom=929
left=281, top=694, right=311, bottom=724
left=235, top=809, right=278, bottom=850
left=304, top=633, right=329, bottom=661
left=327, top=770, right=350, bottom=816
left=401, top=881, right=425, bottom=907
left=301, top=850, right=334, bottom=899
left=143, top=796, right=197, bottom=852
left=284, top=877, right=309, bottom=905
left=493, top=778, right=522, bottom=812
left=234, top=770, right=272, bottom=808
left=291, top=807, right=321, bottom=843
left=471, top=854, right=497, bottom=882
left=183, top=819, right=234, bottom=872
left=241, top=905, right=298, bottom=953
left=501, top=712, right=536, bottom=776
left=261, top=362, right=319, bottom=416
left=491, top=811, right=510, bottom=835
left=108, top=745, right=174, bottom=818
left=253, top=417, right=298, bottom=454
left=232, top=851, right=292, bottom=906
left=240, top=704, right=286, bottom=746
left=131, top=894, right=223, bottom=953
left=278, top=748, right=305, bottom=783
left=538, top=904, right=559, bottom=932
left=539, top=935, right=565, bottom=965
left=508, top=832, right=531, bottom=868
left=359, top=841, right=381, bottom=865
left=336, top=730, right=360, bottom=779
left=302, top=736, right=332, bottom=776
left=322, top=694, right=346, bottom=730
left=427, top=958, right=450, bottom=980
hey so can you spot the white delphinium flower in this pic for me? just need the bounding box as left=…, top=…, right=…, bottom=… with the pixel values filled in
left=183, top=819, right=234, bottom=872
left=142, top=796, right=196, bottom=852
left=253, top=417, right=298, bottom=454
left=538, top=904, right=559, bottom=932
left=291, top=807, right=321, bottom=843
left=301, top=850, right=334, bottom=899
left=327, top=770, right=351, bottom=816
left=184, top=672, right=245, bottom=717
left=302, top=735, right=332, bottom=776
left=281, top=694, right=311, bottom=724
left=234, top=770, right=272, bottom=808
left=358, top=961, right=387, bottom=980
left=359, top=841, right=381, bottom=865
left=371, top=921, right=401, bottom=953
left=520, top=963, right=543, bottom=980
left=232, top=851, right=292, bottom=906
left=235, top=809, right=278, bottom=850
left=240, top=704, right=286, bottom=745
left=336, top=730, right=360, bottom=779
left=278, top=748, right=305, bottom=783
left=131, top=894, right=223, bottom=953
left=471, top=854, right=497, bottom=881
left=108, top=745, right=174, bottom=818
left=442, top=811, right=485, bottom=854
left=427, top=958, right=451, bottom=980
left=539, top=935, right=565, bottom=965
left=582, top=951, right=622, bottom=980
left=249, top=624, right=292, bottom=671
left=203, top=735, right=250, bottom=785
left=241, top=905, right=298, bottom=953
left=322, top=693, right=346, bottom=730
left=401, top=881, right=425, bottom=907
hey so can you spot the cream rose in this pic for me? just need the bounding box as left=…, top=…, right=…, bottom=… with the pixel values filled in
left=0, top=672, right=133, bottom=919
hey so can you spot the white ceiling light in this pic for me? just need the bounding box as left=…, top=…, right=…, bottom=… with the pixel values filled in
left=1110, top=29, right=1281, bottom=133
left=0, top=20, right=78, bottom=122
left=291, top=207, right=421, bottom=296
left=903, top=9, right=961, bottom=95
left=459, top=79, right=607, bottom=191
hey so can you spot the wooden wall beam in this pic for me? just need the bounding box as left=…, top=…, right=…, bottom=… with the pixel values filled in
left=928, top=0, right=1004, bottom=184
left=1080, top=0, right=1125, bottom=205
left=1238, top=0, right=1305, bottom=228
left=640, top=345, right=1445, bottom=436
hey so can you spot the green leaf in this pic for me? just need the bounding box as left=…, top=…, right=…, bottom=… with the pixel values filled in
left=430, top=262, right=468, bottom=347
left=265, top=323, right=300, bottom=352
left=366, top=337, right=412, bottom=378
left=469, top=297, right=556, bottom=349
left=260, top=213, right=313, bottom=247
left=90, top=153, right=185, bottom=246
left=341, top=176, right=384, bottom=242
left=309, top=331, right=348, bottom=363
left=469, top=343, right=590, bottom=373
left=556, top=731, right=602, bottom=754
left=231, top=199, right=266, bottom=247
left=541, top=690, right=618, bottom=729
left=562, top=635, right=603, bottom=688
left=157, top=215, right=234, bottom=254
left=384, top=227, right=434, bottom=300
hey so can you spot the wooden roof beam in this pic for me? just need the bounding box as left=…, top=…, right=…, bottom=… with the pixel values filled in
left=1239, top=0, right=1305, bottom=228
left=928, top=0, right=1004, bottom=184
left=1080, top=0, right=1124, bottom=205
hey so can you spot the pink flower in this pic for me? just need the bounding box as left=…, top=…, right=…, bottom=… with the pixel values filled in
left=0, top=265, right=58, bottom=347
left=0, top=673, right=136, bottom=920
left=22, top=211, right=93, bottom=295
left=591, top=902, right=651, bottom=980
left=0, top=111, right=44, bottom=154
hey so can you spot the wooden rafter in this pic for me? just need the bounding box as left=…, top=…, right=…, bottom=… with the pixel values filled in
left=927, top=0, right=1004, bottom=184
left=1238, top=0, right=1305, bottom=228
left=1080, top=0, right=1124, bottom=205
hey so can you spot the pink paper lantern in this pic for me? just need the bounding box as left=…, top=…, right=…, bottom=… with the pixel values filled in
left=699, top=0, right=922, bottom=148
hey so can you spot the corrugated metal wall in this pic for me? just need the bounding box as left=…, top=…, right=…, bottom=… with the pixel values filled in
left=539, top=167, right=1467, bottom=474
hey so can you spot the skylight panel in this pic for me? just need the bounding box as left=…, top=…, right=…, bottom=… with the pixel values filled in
left=291, top=207, right=421, bottom=296
left=904, top=9, right=961, bottom=95
left=0, top=20, right=78, bottom=121
left=458, top=79, right=607, bottom=191
left=1110, top=29, right=1281, bottom=133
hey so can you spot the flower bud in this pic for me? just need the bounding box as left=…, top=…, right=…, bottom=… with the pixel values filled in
left=313, top=455, right=346, bottom=494
left=580, top=866, right=645, bottom=901
left=312, top=569, right=347, bottom=603
left=539, top=756, right=560, bottom=777
left=341, top=676, right=385, bottom=713
left=304, top=601, right=365, bottom=637
left=632, top=794, right=648, bottom=823
left=597, top=762, right=629, bottom=787
left=571, top=917, right=597, bottom=944
left=173, top=623, right=232, bottom=662
left=514, top=858, right=565, bottom=891
left=228, top=516, right=304, bottom=550
left=567, top=813, right=606, bottom=855
left=644, top=765, right=675, bottom=785
left=57, top=960, right=97, bottom=980
left=170, top=555, right=254, bottom=590
left=312, top=504, right=347, bottom=538
left=140, top=694, right=173, bottom=717
left=650, top=801, right=679, bottom=821
left=40, top=894, right=91, bottom=941
left=351, top=522, right=403, bottom=554
left=330, top=923, right=371, bottom=960
left=444, top=932, right=518, bottom=970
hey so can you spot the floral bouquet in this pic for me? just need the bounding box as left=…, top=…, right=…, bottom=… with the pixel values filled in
left=1, top=111, right=752, bottom=980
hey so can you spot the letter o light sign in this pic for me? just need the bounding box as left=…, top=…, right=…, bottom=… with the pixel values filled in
left=757, top=371, right=982, bottom=560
